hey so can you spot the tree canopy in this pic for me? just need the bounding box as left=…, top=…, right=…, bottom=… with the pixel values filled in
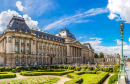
left=99, top=52, right=104, bottom=58
left=94, top=53, right=98, bottom=58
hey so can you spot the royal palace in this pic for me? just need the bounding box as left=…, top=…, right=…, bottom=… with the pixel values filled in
left=0, top=16, right=94, bottom=66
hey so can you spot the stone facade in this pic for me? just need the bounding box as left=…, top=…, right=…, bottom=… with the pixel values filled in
left=0, top=16, right=94, bottom=66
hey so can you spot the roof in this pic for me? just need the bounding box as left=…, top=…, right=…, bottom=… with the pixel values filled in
left=56, top=28, right=76, bottom=40
left=83, top=43, right=93, bottom=49
left=32, top=30, right=65, bottom=42
left=7, top=16, right=65, bottom=42
left=9, top=16, right=32, bottom=32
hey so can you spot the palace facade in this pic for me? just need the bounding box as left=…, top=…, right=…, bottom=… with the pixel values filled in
left=0, top=16, right=94, bottom=66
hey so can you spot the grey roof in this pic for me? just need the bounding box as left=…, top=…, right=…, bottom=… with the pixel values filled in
left=9, top=16, right=32, bottom=32
left=83, top=45, right=88, bottom=49
left=56, top=28, right=76, bottom=40
left=7, top=16, right=65, bottom=42
left=33, top=30, right=65, bottom=42
left=83, top=43, right=93, bottom=49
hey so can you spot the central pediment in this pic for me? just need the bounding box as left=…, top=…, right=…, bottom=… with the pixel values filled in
left=70, top=40, right=83, bottom=48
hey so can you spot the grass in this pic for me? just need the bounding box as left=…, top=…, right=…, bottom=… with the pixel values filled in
left=0, top=77, right=60, bottom=84
left=81, top=74, right=98, bottom=84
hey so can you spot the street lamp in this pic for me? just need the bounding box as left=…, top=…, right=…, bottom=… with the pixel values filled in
left=118, top=22, right=127, bottom=83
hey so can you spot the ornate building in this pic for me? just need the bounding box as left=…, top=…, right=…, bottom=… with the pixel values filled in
left=0, top=16, right=94, bottom=66
left=94, top=53, right=120, bottom=64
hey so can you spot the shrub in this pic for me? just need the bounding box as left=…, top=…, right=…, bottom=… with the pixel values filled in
left=76, top=67, right=81, bottom=71
left=104, top=67, right=110, bottom=72
left=113, top=65, right=120, bottom=73
left=59, top=65, right=63, bottom=69
left=54, top=65, right=58, bottom=69
left=65, top=73, right=83, bottom=84
left=94, top=68, right=98, bottom=71
left=86, top=72, right=109, bottom=84
left=84, top=66, right=88, bottom=69
left=20, top=70, right=74, bottom=76
left=68, top=66, right=72, bottom=70
left=5, top=67, right=9, bottom=71
left=100, top=67, right=103, bottom=71
left=12, top=69, right=16, bottom=73
left=0, top=67, right=4, bottom=72
left=0, top=72, right=16, bottom=79
left=64, top=66, right=68, bottom=69
left=108, top=74, right=118, bottom=84
left=88, top=67, right=93, bottom=70
left=16, top=67, right=20, bottom=72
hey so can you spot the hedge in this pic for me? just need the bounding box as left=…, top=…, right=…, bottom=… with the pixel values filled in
left=86, top=72, right=109, bottom=84
left=20, top=70, right=74, bottom=76
left=0, top=72, right=16, bottom=79
left=75, top=71, right=96, bottom=75
left=108, top=74, right=118, bottom=84
left=65, top=73, right=83, bottom=84
left=65, top=71, right=97, bottom=84
left=113, top=65, right=120, bottom=73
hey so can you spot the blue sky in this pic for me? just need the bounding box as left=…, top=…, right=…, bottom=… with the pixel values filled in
left=0, top=0, right=130, bottom=57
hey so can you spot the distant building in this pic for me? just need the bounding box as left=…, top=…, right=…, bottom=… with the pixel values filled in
left=0, top=16, right=94, bottom=66
left=94, top=53, right=120, bottom=64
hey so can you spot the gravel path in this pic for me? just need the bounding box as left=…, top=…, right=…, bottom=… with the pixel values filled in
left=103, top=74, right=113, bottom=84
left=0, top=73, right=71, bottom=84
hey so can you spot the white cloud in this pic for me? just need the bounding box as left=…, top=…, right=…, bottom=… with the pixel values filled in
left=108, top=13, right=118, bottom=20
left=0, top=10, right=38, bottom=32
left=16, top=1, right=25, bottom=11
left=115, top=39, right=126, bottom=45
left=23, top=0, right=54, bottom=16
left=43, top=8, right=108, bottom=30
left=23, top=14, right=38, bottom=29
left=129, top=38, right=130, bottom=42
left=107, top=0, right=130, bottom=22
left=82, top=37, right=130, bottom=56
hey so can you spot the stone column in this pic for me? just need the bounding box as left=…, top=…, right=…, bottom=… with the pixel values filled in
left=12, top=37, right=15, bottom=53
left=19, top=38, right=21, bottom=54
left=49, top=43, right=50, bottom=55
left=37, top=42, right=39, bottom=55
left=67, top=45, right=70, bottom=56
left=41, top=42, right=43, bottom=55
left=25, top=39, right=27, bottom=54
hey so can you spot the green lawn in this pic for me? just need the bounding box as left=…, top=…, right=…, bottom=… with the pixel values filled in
left=81, top=74, right=98, bottom=84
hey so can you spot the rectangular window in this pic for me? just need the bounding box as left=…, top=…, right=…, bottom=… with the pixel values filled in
left=47, top=50, right=48, bottom=54
left=43, top=49, right=45, bottom=54
left=39, top=49, right=41, bottom=54
left=43, top=43, right=45, bottom=46
left=27, top=40, right=29, bottom=43
left=39, top=42, right=41, bottom=46
left=15, top=46, right=18, bottom=52
left=27, top=47, right=29, bottom=53
left=47, top=44, right=48, bottom=47
left=21, top=39, right=24, bottom=43
left=15, top=38, right=18, bottom=42
left=21, top=46, right=24, bottom=53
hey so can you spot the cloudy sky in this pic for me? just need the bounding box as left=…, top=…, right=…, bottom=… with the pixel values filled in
left=0, top=0, right=130, bottom=57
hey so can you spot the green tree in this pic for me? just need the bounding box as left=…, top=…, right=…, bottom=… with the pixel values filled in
left=94, top=53, right=98, bottom=58
left=99, top=52, right=104, bottom=58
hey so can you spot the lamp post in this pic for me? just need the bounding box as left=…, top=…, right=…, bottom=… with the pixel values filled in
left=118, top=22, right=127, bottom=83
